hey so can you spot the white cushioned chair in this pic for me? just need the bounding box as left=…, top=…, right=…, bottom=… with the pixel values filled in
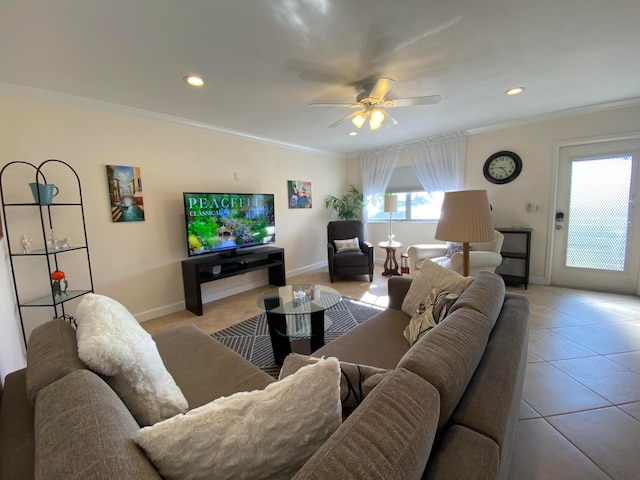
left=406, top=230, right=504, bottom=277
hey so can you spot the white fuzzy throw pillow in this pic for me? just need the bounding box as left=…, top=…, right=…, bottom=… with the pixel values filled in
left=75, top=293, right=188, bottom=426
left=401, top=258, right=473, bottom=316
left=135, top=357, right=342, bottom=480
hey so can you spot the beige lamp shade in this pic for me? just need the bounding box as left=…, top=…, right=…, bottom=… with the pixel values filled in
left=435, top=190, right=494, bottom=243
left=435, top=190, right=493, bottom=277
left=384, top=194, right=398, bottom=213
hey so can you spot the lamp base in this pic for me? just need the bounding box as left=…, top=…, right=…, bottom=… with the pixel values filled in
left=387, top=234, right=395, bottom=243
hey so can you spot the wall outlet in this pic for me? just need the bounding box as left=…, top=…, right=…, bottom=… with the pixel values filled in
left=233, top=172, right=240, bottom=181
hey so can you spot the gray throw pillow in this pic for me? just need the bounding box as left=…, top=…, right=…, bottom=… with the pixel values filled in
left=279, top=353, right=390, bottom=409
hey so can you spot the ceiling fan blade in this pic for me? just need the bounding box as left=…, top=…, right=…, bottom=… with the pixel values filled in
left=367, top=78, right=395, bottom=103
left=383, top=110, right=398, bottom=127
left=384, top=95, right=441, bottom=108
left=310, top=102, right=361, bottom=108
left=328, top=111, right=361, bottom=128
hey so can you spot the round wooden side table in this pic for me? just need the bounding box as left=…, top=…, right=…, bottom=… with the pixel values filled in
left=378, top=241, right=403, bottom=277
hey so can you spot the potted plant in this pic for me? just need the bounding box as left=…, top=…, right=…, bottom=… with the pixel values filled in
left=324, top=185, right=365, bottom=220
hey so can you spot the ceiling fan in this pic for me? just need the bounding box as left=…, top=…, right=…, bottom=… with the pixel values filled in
left=310, top=77, right=441, bottom=130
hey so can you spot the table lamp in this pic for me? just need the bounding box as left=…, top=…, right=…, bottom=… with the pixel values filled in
left=384, top=194, right=398, bottom=243
left=435, top=190, right=494, bottom=276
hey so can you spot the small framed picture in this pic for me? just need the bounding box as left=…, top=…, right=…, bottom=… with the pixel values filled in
left=287, top=180, right=312, bottom=209
left=106, top=165, right=145, bottom=222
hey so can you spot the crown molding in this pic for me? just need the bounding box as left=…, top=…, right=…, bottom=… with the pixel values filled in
left=467, top=97, right=640, bottom=134
left=0, top=82, right=340, bottom=158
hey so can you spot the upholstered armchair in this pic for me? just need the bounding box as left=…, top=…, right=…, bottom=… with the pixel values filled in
left=407, top=230, right=504, bottom=277
left=327, top=221, right=374, bottom=282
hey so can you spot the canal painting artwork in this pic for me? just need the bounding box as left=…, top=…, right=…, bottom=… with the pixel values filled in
left=106, top=165, right=145, bottom=222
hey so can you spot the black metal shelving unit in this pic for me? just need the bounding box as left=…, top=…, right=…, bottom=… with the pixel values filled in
left=0, top=159, right=94, bottom=345
left=495, top=227, right=532, bottom=289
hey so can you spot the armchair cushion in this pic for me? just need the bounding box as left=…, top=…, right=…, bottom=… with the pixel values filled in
left=334, top=237, right=361, bottom=253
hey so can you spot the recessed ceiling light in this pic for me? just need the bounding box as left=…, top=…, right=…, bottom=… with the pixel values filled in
left=184, top=75, right=204, bottom=87
left=505, top=87, right=525, bottom=96
left=348, top=131, right=358, bottom=136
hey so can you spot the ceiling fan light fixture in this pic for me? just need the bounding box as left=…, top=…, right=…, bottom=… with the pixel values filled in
left=369, top=108, right=385, bottom=130
left=352, top=111, right=367, bottom=128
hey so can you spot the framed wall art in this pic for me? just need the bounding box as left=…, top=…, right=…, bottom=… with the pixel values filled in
left=287, top=180, right=312, bottom=209
left=106, top=165, right=145, bottom=222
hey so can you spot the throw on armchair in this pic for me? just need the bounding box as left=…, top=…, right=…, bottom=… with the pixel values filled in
left=407, top=230, right=504, bottom=277
left=327, top=221, right=374, bottom=282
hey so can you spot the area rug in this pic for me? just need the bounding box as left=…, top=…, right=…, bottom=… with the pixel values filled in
left=212, top=297, right=385, bottom=377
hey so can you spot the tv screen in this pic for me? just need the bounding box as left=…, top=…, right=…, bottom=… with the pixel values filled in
left=183, top=192, right=275, bottom=257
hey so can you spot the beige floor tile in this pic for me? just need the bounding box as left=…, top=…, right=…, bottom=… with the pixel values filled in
left=553, top=302, right=635, bottom=324
left=551, top=356, right=640, bottom=405
left=508, top=418, right=610, bottom=480
left=527, top=349, right=545, bottom=363
left=528, top=328, right=598, bottom=361
left=606, top=351, right=640, bottom=374
left=619, top=402, right=640, bottom=421
left=519, top=400, right=540, bottom=420
left=529, top=305, right=590, bottom=329
left=553, top=325, right=640, bottom=355
left=522, top=362, right=611, bottom=416
left=547, top=406, right=640, bottom=480
left=598, top=319, right=640, bottom=344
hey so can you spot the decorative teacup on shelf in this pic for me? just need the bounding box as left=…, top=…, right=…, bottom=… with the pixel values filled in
left=29, top=182, right=59, bottom=204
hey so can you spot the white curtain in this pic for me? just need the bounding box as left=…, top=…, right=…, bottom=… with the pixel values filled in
left=405, top=131, right=467, bottom=194
left=360, top=148, right=399, bottom=220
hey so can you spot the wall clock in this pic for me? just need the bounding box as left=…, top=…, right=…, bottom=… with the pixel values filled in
left=483, top=151, right=523, bottom=184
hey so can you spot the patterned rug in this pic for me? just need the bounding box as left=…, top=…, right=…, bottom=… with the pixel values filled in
left=212, top=297, right=385, bottom=377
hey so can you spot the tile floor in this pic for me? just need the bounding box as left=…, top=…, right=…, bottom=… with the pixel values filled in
left=143, top=265, right=640, bottom=480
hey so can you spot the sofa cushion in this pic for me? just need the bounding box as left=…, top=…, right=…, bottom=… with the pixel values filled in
left=313, top=307, right=411, bottom=369
left=26, top=319, right=87, bottom=405
left=279, top=353, right=390, bottom=409
left=34, top=370, right=161, bottom=480
left=449, top=271, right=506, bottom=329
left=401, top=259, right=473, bottom=316
left=403, top=288, right=460, bottom=346
left=135, top=357, right=342, bottom=480
left=397, top=306, right=491, bottom=431
left=292, top=368, right=440, bottom=480
left=76, top=293, right=188, bottom=426
left=422, top=424, right=500, bottom=480
left=153, top=324, right=275, bottom=409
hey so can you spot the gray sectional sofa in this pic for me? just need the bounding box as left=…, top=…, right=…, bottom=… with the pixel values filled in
left=0, top=271, right=529, bottom=479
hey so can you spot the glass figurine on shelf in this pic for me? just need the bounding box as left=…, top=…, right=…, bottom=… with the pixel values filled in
left=60, top=237, right=71, bottom=249
left=50, top=270, right=68, bottom=297
left=20, top=234, right=32, bottom=254
left=46, top=229, right=59, bottom=252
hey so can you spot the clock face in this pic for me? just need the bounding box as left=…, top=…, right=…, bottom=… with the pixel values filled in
left=483, top=151, right=522, bottom=184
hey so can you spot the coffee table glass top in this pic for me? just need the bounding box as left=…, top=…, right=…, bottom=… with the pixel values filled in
left=257, top=284, right=342, bottom=315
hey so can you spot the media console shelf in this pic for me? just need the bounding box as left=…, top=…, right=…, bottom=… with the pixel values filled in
left=182, top=246, right=286, bottom=315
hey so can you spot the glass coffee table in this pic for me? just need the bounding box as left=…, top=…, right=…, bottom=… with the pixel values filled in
left=257, top=284, right=342, bottom=365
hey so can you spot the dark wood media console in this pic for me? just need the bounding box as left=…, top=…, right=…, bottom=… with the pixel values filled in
left=181, top=246, right=286, bottom=315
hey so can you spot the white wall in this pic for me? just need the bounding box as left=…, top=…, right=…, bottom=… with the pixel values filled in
left=353, top=105, right=640, bottom=284
left=0, top=94, right=345, bottom=382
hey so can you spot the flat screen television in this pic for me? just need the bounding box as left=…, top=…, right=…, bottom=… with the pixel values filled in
left=183, top=192, right=275, bottom=257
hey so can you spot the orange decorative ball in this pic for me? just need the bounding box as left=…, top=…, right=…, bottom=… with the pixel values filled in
left=50, top=270, right=65, bottom=281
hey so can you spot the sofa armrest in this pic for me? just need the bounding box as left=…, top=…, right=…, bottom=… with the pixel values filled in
left=407, top=244, right=448, bottom=273
left=448, top=251, right=502, bottom=274
left=388, top=276, right=413, bottom=310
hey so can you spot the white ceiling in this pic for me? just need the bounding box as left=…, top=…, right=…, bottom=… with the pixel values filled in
left=2, top=0, right=640, bottom=155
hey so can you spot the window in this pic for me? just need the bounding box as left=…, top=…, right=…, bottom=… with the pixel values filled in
left=366, top=165, right=445, bottom=221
